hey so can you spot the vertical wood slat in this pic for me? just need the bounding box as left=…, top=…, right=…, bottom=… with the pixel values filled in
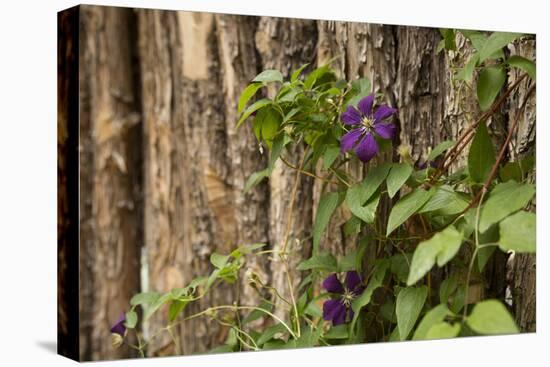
left=78, top=5, right=142, bottom=360
left=58, top=5, right=80, bottom=361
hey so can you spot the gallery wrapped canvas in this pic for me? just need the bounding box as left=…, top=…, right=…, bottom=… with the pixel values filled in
left=58, top=4, right=536, bottom=362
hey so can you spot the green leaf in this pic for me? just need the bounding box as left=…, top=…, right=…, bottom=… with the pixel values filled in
left=407, top=226, right=463, bottom=285
left=313, top=192, right=343, bottom=253
left=390, top=253, right=412, bottom=284
left=124, top=310, right=138, bottom=329
left=345, top=164, right=389, bottom=222
left=456, top=53, right=479, bottom=82
left=236, top=98, right=272, bottom=127
left=386, top=188, right=433, bottom=236
left=478, top=32, right=523, bottom=63
left=499, top=155, right=535, bottom=182
left=257, top=323, right=288, bottom=346
left=238, top=83, right=263, bottom=114
left=466, top=299, right=519, bottom=335
left=413, top=304, right=451, bottom=340
left=291, top=63, right=309, bottom=82
left=427, top=140, right=456, bottom=162
left=346, top=188, right=380, bottom=224
left=244, top=168, right=269, bottom=194
left=324, top=324, right=349, bottom=339
left=499, top=211, right=536, bottom=253
left=477, top=66, right=506, bottom=111
left=253, top=107, right=281, bottom=142
left=210, top=253, right=229, bottom=269
left=477, top=245, right=496, bottom=272
left=440, top=29, right=457, bottom=51
left=358, top=163, right=392, bottom=201
left=425, top=322, right=461, bottom=339
left=346, top=78, right=372, bottom=107
left=351, top=260, right=389, bottom=318
left=396, top=286, right=428, bottom=340
left=168, top=299, right=190, bottom=322
left=468, top=122, right=496, bottom=183
left=297, top=253, right=338, bottom=272
left=144, top=293, right=171, bottom=320
left=386, top=163, right=413, bottom=198
left=287, top=325, right=321, bottom=348
left=507, top=55, right=536, bottom=80
left=323, top=146, right=340, bottom=170
left=439, top=274, right=458, bottom=305
left=461, top=30, right=487, bottom=51
left=478, top=180, right=535, bottom=232
left=419, top=185, right=468, bottom=216
left=253, top=69, right=284, bottom=84
left=268, top=134, right=290, bottom=173
left=130, top=292, right=161, bottom=307
left=343, top=216, right=362, bottom=237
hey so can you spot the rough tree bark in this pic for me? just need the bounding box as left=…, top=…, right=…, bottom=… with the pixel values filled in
left=78, top=5, right=142, bottom=360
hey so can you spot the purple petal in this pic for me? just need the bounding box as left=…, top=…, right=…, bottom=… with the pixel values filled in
left=323, top=299, right=345, bottom=321
left=332, top=304, right=348, bottom=325
left=110, top=313, right=126, bottom=336
left=322, top=273, right=344, bottom=294
left=341, top=106, right=362, bottom=125
left=358, top=94, right=375, bottom=117
left=373, top=105, right=397, bottom=123
left=373, top=122, right=396, bottom=140
left=345, top=271, right=362, bottom=293
left=323, top=299, right=347, bottom=325
left=340, top=128, right=364, bottom=153
left=355, top=133, right=379, bottom=163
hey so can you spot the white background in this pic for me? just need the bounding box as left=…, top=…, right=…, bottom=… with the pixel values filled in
left=0, top=0, right=546, bottom=365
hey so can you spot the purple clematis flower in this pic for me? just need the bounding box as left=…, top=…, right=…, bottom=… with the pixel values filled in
left=110, top=313, right=127, bottom=337
left=322, top=271, right=365, bottom=326
left=340, top=94, right=397, bottom=163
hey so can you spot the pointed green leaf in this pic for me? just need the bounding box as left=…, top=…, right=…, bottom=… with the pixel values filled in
left=396, top=286, right=428, bottom=340
left=507, top=55, right=536, bottom=80
left=386, top=188, right=433, bottom=236
left=244, top=168, right=269, bottom=194
left=425, top=322, right=461, bottom=339
left=427, top=140, right=456, bottom=162
left=291, top=63, right=309, bottom=82
left=124, top=310, right=138, bottom=329
left=479, top=32, right=523, bottom=62
left=413, top=304, right=451, bottom=340
left=236, top=98, right=272, bottom=127
left=297, top=253, right=337, bottom=272
left=479, top=180, right=535, bottom=232
left=477, top=66, right=506, bottom=111
left=351, top=260, right=389, bottom=329
left=407, top=226, right=463, bottom=285
left=466, top=299, right=519, bottom=335
left=499, top=211, right=536, bottom=253
left=468, top=122, right=496, bottom=183
left=323, top=146, right=340, bottom=170
left=313, top=192, right=344, bottom=253
left=386, top=163, right=413, bottom=198
left=238, top=83, right=263, bottom=114
left=253, top=69, right=283, bottom=84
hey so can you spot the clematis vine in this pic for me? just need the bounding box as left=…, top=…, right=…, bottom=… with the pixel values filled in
left=322, top=271, right=365, bottom=326
left=340, top=94, right=397, bottom=163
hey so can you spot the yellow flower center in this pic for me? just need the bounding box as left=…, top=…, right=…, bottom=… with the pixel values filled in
left=341, top=288, right=355, bottom=307
left=362, top=116, right=374, bottom=129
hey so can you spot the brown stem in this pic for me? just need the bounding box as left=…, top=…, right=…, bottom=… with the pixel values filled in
left=430, top=73, right=528, bottom=183
left=453, top=83, right=535, bottom=218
